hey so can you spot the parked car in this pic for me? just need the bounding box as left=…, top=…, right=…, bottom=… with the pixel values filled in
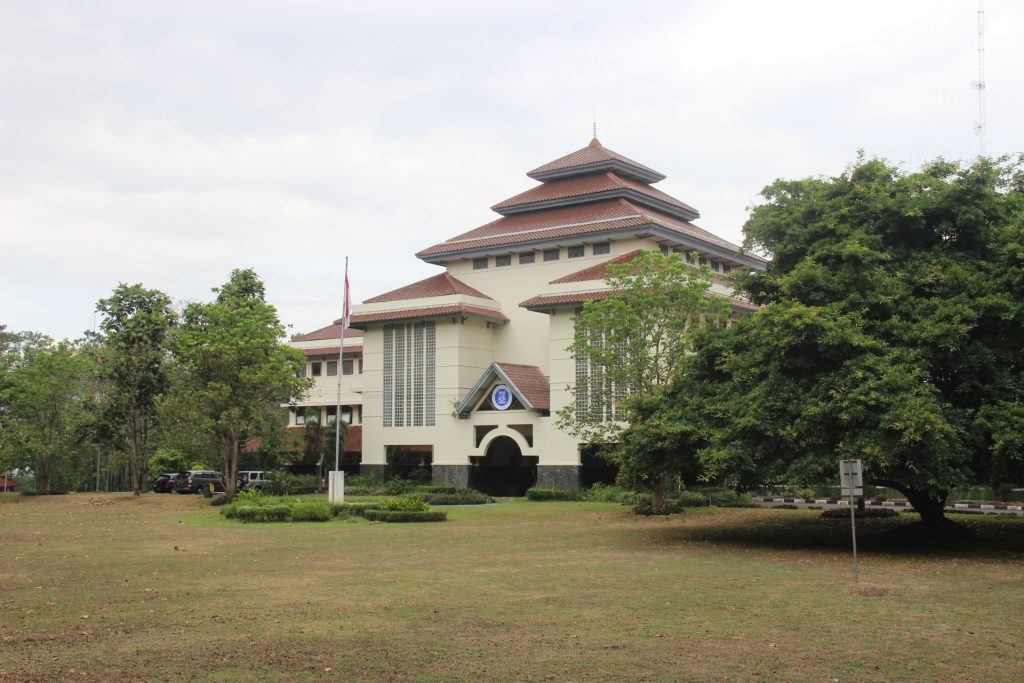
left=237, top=470, right=269, bottom=491
left=152, top=473, right=180, bottom=493
left=174, top=470, right=226, bottom=494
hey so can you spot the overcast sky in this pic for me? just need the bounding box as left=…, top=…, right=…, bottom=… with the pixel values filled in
left=2, top=0, right=1022, bottom=341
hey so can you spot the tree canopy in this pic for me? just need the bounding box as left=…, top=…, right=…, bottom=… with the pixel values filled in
left=175, top=268, right=309, bottom=494
left=625, top=155, right=1024, bottom=524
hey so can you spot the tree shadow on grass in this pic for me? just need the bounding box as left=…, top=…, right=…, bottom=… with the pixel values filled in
left=654, top=510, right=1024, bottom=558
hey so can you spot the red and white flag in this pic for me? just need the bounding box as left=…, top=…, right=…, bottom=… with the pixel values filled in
left=342, top=272, right=352, bottom=330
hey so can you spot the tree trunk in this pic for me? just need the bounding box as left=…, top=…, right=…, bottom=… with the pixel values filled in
left=874, top=478, right=947, bottom=526
left=652, top=477, right=665, bottom=510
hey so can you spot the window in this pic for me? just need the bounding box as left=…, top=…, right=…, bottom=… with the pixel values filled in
left=326, top=406, right=336, bottom=425
left=326, top=361, right=338, bottom=376
left=495, top=254, right=511, bottom=267
left=568, top=245, right=584, bottom=258
left=295, top=408, right=305, bottom=425
left=341, top=406, right=353, bottom=424
left=593, top=242, right=610, bottom=256
left=722, top=264, right=732, bottom=274
left=310, top=361, right=322, bottom=377
left=543, top=248, right=560, bottom=262
left=473, top=257, right=488, bottom=270
left=699, top=256, right=708, bottom=267
left=383, top=321, right=436, bottom=428
left=660, top=245, right=670, bottom=255
left=519, top=252, right=535, bottom=264
left=686, top=253, right=696, bottom=265
left=343, top=359, right=354, bottom=375
left=712, top=261, right=721, bottom=273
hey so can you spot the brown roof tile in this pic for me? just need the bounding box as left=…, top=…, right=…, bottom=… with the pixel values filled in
left=492, top=171, right=698, bottom=218
left=528, top=138, right=665, bottom=181
left=363, top=272, right=494, bottom=303
left=292, top=324, right=364, bottom=342
left=549, top=250, right=645, bottom=284
left=416, top=198, right=755, bottom=261
left=349, top=304, right=508, bottom=327
left=496, top=362, right=550, bottom=411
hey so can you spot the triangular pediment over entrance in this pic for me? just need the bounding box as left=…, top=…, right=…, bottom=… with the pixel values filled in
left=456, top=362, right=550, bottom=417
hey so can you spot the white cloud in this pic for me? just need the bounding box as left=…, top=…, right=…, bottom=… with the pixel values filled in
left=1, top=0, right=1021, bottom=339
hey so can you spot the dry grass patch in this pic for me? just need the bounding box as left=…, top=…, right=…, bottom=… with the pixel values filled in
left=1, top=494, right=1022, bottom=682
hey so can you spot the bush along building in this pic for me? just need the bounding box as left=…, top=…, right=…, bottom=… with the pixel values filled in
left=290, top=138, right=765, bottom=495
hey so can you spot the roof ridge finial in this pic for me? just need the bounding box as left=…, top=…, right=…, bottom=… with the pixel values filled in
left=590, top=107, right=601, bottom=147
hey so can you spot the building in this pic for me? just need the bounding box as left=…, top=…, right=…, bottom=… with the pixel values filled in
left=289, top=138, right=765, bottom=494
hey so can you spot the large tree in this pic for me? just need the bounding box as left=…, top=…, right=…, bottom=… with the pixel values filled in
left=555, top=250, right=729, bottom=503
left=0, top=333, right=94, bottom=492
left=175, top=269, right=309, bottom=494
left=630, top=155, right=1024, bottom=525
left=95, top=284, right=176, bottom=494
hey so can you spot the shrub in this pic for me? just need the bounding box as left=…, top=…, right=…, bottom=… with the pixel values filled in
left=382, top=496, right=430, bottom=512
left=421, top=492, right=492, bottom=505
left=415, top=485, right=464, bottom=495
left=265, top=471, right=297, bottom=496
left=362, top=510, right=447, bottom=523
left=525, top=487, right=582, bottom=501
left=676, top=490, right=712, bottom=508
left=331, top=502, right=382, bottom=518
left=385, top=478, right=416, bottom=495
left=234, top=504, right=292, bottom=523
left=290, top=500, right=333, bottom=522
left=631, top=495, right=685, bottom=516
left=706, top=490, right=755, bottom=508
left=582, top=483, right=633, bottom=503
left=345, top=472, right=381, bottom=488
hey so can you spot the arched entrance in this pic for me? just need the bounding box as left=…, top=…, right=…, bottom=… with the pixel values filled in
left=470, top=436, right=537, bottom=497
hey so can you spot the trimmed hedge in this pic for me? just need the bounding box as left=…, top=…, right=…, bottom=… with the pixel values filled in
left=631, top=495, right=685, bottom=516
left=331, top=502, right=382, bottom=518
left=415, top=485, right=464, bottom=495
left=420, top=492, right=492, bottom=505
left=291, top=501, right=333, bottom=522
left=525, top=487, right=583, bottom=501
left=233, top=504, right=292, bottom=523
left=362, top=510, right=447, bottom=523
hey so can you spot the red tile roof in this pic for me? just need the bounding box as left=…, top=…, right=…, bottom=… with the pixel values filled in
left=549, top=250, right=645, bottom=284
left=349, top=304, right=508, bottom=327
left=363, top=272, right=494, bottom=303
left=528, top=138, right=665, bottom=181
left=550, top=249, right=738, bottom=286
left=300, top=345, right=363, bottom=356
left=293, top=324, right=364, bottom=342
left=416, top=198, right=754, bottom=261
left=492, top=171, right=698, bottom=218
left=496, top=363, right=550, bottom=411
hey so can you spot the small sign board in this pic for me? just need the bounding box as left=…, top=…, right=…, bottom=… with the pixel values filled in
left=839, top=459, right=863, bottom=497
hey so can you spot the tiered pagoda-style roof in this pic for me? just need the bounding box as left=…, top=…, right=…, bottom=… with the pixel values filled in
left=417, top=138, right=764, bottom=266
left=349, top=272, right=508, bottom=329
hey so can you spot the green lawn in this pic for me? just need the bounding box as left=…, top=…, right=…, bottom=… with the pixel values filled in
left=1, top=493, right=1022, bottom=681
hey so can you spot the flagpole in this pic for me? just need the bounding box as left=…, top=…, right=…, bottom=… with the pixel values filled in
left=334, top=257, right=349, bottom=472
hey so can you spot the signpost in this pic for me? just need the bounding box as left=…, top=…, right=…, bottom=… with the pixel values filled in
left=840, top=459, right=863, bottom=583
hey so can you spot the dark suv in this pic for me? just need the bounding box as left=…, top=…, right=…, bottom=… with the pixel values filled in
left=174, top=470, right=226, bottom=494
left=152, top=473, right=181, bottom=493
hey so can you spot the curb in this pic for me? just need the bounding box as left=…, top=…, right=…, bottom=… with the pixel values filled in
left=755, top=497, right=1024, bottom=512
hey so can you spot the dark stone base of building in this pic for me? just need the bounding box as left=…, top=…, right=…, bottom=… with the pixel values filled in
left=536, top=466, right=581, bottom=489
left=432, top=465, right=470, bottom=489
left=360, top=464, right=386, bottom=481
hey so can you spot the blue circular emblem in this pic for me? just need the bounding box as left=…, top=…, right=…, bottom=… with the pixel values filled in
left=491, top=384, right=513, bottom=410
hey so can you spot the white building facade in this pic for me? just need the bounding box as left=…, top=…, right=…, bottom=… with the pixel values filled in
left=293, top=139, right=765, bottom=494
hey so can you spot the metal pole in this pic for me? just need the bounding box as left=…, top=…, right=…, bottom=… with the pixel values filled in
left=334, top=257, right=349, bottom=473
left=849, top=491, right=859, bottom=583
left=96, top=446, right=100, bottom=492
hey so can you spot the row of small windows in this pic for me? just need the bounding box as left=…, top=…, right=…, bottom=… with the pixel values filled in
left=294, top=405, right=353, bottom=426
left=659, top=245, right=733, bottom=274
left=299, top=358, right=361, bottom=378
left=472, top=242, right=611, bottom=270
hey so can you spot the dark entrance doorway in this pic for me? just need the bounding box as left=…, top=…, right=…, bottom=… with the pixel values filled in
left=470, top=436, right=537, bottom=497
